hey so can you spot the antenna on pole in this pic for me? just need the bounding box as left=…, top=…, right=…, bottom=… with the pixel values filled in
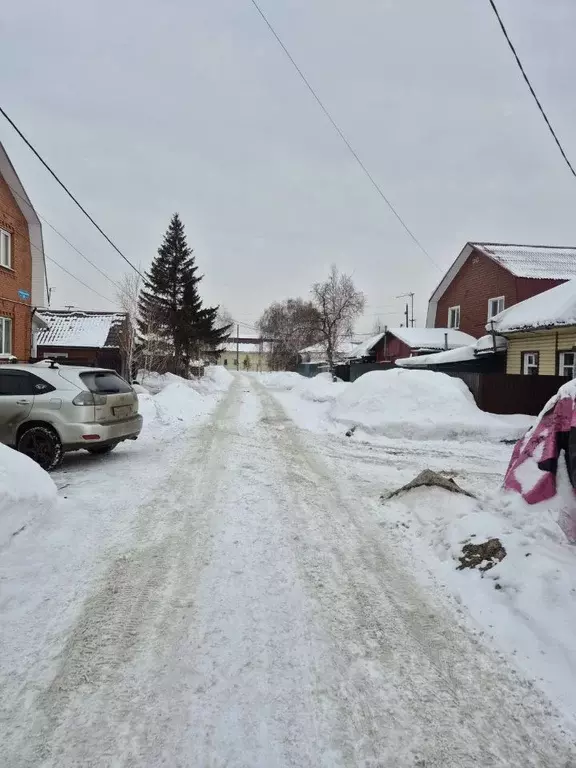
left=396, top=292, right=415, bottom=326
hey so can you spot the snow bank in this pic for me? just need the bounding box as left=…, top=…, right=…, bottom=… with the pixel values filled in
left=0, top=444, right=58, bottom=545
left=258, top=371, right=304, bottom=390
left=329, top=369, right=526, bottom=441
left=294, top=373, right=348, bottom=403
left=154, top=381, right=211, bottom=425
left=380, top=483, right=576, bottom=724
left=259, top=371, right=348, bottom=402
left=137, top=366, right=233, bottom=437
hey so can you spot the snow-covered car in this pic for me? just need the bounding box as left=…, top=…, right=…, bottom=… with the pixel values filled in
left=0, top=361, right=142, bottom=470
left=504, top=379, right=576, bottom=540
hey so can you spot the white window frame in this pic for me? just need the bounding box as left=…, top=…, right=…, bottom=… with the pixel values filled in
left=448, top=305, right=460, bottom=330
left=522, top=351, right=539, bottom=376
left=487, top=295, right=505, bottom=320
left=0, top=229, right=11, bottom=268
left=0, top=316, right=12, bottom=356
left=559, top=351, right=576, bottom=378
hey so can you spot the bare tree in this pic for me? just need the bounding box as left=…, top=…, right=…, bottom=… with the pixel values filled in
left=117, top=272, right=141, bottom=380
left=311, top=265, right=365, bottom=373
left=258, top=298, right=321, bottom=371
left=216, top=307, right=234, bottom=330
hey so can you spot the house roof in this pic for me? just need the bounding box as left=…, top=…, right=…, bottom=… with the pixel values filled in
left=489, top=279, right=576, bottom=334
left=36, top=310, right=127, bottom=348
left=396, top=334, right=507, bottom=368
left=396, top=345, right=477, bottom=368
left=472, top=243, right=576, bottom=279
left=299, top=340, right=362, bottom=364
left=0, top=142, right=48, bottom=308
left=351, top=328, right=475, bottom=358
left=426, top=242, right=576, bottom=327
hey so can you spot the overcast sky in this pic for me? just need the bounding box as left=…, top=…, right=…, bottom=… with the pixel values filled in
left=2, top=0, right=576, bottom=334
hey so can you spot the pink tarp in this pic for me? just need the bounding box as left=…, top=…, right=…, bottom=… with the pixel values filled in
left=504, top=388, right=576, bottom=541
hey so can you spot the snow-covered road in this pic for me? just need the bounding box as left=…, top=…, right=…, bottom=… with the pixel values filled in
left=2, top=374, right=575, bottom=767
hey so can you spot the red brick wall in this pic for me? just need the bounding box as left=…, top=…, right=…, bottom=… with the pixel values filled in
left=435, top=250, right=518, bottom=338
left=0, top=174, right=32, bottom=360
left=516, top=276, right=564, bottom=302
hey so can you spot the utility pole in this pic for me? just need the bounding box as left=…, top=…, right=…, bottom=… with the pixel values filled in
left=236, top=324, right=240, bottom=371
left=397, top=292, right=415, bottom=327
left=404, top=303, right=409, bottom=328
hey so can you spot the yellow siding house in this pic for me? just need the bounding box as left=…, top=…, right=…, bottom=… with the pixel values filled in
left=491, top=280, right=576, bottom=377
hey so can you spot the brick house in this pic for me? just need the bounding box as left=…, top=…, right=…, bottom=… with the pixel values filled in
left=36, top=310, right=129, bottom=375
left=0, top=141, right=48, bottom=360
left=426, top=243, right=576, bottom=338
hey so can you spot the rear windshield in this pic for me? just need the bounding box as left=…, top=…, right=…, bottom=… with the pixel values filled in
left=80, top=371, right=132, bottom=394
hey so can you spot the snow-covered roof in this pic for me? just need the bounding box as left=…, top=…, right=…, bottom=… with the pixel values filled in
left=351, top=332, right=386, bottom=359
left=389, top=327, right=476, bottom=350
left=396, top=334, right=507, bottom=368
left=299, top=340, right=362, bottom=363
left=472, top=243, right=576, bottom=280
left=36, top=311, right=127, bottom=348
left=489, top=279, right=576, bottom=333
left=396, top=344, right=477, bottom=368
left=475, top=333, right=507, bottom=353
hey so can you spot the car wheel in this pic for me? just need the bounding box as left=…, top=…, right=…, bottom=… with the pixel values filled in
left=17, top=425, right=63, bottom=471
left=87, top=444, right=116, bottom=455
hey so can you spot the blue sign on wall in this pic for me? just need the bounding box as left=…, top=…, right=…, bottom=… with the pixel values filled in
left=18, top=289, right=30, bottom=300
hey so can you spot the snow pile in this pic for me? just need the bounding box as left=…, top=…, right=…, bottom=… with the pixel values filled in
left=294, top=372, right=348, bottom=403
left=380, top=482, right=576, bottom=723
left=203, top=365, right=234, bottom=392
left=0, top=444, right=58, bottom=545
left=258, top=371, right=305, bottom=390
left=330, top=369, right=526, bottom=441
left=153, top=381, right=211, bottom=425
left=137, top=366, right=233, bottom=435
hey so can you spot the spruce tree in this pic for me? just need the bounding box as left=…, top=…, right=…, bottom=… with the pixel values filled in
left=138, top=213, right=231, bottom=376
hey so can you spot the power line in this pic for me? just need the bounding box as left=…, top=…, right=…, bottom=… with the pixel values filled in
left=5, top=216, right=117, bottom=307
left=44, top=254, right=117, bottom=306
left=248, top=0, right=439, bottom=270
left=487, top=0, right=576, bottom=179
left=5, top=177, right=122, bottom=292
left=0, top=106, right=146, bottom=278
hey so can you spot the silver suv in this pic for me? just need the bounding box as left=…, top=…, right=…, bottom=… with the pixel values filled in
left=0, top=362, right=143, bottom=470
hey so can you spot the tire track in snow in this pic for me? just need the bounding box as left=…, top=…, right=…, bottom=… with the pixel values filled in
left=7, top=375, right=576, bottom=767
left=10, top=379, right=244, bottom=767
left=257, top=381, right=576, bottom=767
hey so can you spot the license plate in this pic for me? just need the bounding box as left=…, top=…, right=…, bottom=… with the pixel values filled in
left=113, top=405, right=132, bottom=418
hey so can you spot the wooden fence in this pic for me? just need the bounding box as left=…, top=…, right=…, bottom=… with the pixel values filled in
left=448, top=372, right=566, bottom=416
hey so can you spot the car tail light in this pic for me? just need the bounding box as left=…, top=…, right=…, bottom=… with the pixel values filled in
left=72, top=391, right=108, bottom=406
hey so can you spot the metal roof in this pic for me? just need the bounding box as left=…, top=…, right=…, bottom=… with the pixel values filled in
left=472, top=243, right=576, bottom=280
left=36, top=310, right=126, bottom=348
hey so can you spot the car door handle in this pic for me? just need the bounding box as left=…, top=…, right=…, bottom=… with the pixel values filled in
left=16, top=399, right=31, bottom=405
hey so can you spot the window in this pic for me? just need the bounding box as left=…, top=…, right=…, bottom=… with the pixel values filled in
left=0, top=371, right=54, bottom=396
left=0, top=229, right=11, bottom=268
left=80, top=371, right=132, bottom=394
left=488, top=296, right=505, bottom=320
left=448, top=306, right=460, bottom=329
left=559, top=351, right=576, bottom=378
left=0, top=317, right=12, bottom=355
left=223, top=359, right=228, bottom=366
left=522, top=351, right=539, bottom=376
